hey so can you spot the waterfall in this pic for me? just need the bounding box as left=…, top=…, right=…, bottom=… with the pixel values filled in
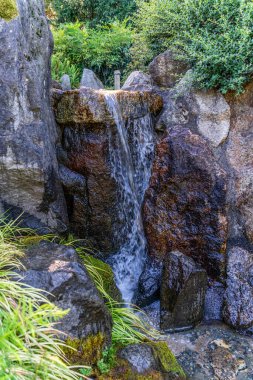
left=105, top=94, right=154, bottom=303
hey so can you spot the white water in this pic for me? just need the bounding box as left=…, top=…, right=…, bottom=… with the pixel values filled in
left=105, top=94, right=154, bottom=303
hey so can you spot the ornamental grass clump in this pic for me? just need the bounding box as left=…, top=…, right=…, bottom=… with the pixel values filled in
left=0, top=215, right=86, bottom=380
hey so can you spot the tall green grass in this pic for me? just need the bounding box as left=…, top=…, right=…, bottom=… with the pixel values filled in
left=75, top=245, right=161, bottom=346
left=0, top=215, right=86, bottom=380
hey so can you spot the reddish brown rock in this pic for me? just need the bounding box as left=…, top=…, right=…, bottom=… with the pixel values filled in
left=143, top=127, right=228, bottom=279
left=52, top=87, right=163, bottom=254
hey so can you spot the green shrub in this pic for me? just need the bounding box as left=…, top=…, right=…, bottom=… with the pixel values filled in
left=133, top=0, right=253, bottom=93
left=0, top=216, right=87, bottom=380
left=52, top=54, right=81, bottom=87
left=0, top=0, right=18, bottom=21
left=51, top=0, right=136, bottom=27
left=52, top=20, right=133, bottom=88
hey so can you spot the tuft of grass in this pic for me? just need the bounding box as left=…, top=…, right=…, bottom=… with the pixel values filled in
left=80, top=250, right=161, bottom=346
left=0, top=215, right=87, bottom=380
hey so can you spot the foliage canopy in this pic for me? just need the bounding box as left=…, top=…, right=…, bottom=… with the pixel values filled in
left=51, top=0, right=136, bottom=27
left=133, top=0, right=253, bottom=93
left=52, top=21, right=133, bottom=87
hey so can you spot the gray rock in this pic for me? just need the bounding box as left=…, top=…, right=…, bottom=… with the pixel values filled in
left=135, top=257, right=162, bottom=307
left=223, top=246, right=253, bottom=330
left=204, top=280, right=225, bottom=321
left=61, top=74, right=71, bottom=91
left=149, top=50, right=188, bottom=88
left=0, top=0, right=68, bottom=232
left=193, top=90, right=230, bottom=147
left=19, top=241, right=112, bottom=342
left=143, top=301, right=160, bottom=330
left=160, top=251, right=207, bottom=332
left=119, top=344, right=158, bottom=374
left=156, top=73, right=230, bottom=147
left=122, top=71, right=153, bottom=91
left=80, top=68, right=104, bottom=89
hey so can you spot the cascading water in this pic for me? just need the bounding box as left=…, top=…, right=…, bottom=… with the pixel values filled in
left=105, top=93, right=154, bottom=303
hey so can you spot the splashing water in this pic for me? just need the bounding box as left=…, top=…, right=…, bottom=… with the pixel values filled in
left=105, top=94, right=154, bottom=303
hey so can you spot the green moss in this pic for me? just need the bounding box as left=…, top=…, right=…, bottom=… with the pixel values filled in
left=82, top=254, right=122, bottom=302
left=150, top=341, right=186, bottom=379
left=63, top=333, right=105, bottom=366
left=0, top=0, right=18, bottom=21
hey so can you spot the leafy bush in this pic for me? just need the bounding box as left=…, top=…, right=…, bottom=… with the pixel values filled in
left=52, top=21, right=133, bottom=87
left=51, top=0, right=136, bottom=27
left=133, top=0, right=253, bottom=93
left=0, top=216, right=86, bottom=380
left=52, top=54, right=81, bottom=87
left=0, top=0, right=18, bottom=21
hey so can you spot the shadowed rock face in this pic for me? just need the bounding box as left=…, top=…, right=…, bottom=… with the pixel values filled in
left=19, top=241, right=112, bottom=342
left=0, top=0, right=68, bottom=232
left=52, top=87, right=163, bottom=253
left=143, top=127, right=228, bottom=280
left=160, top=251, right=207, bottom=332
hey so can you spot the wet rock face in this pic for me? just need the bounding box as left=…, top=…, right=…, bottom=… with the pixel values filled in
left=143, top=127, right=228, bottom=280
left=223, top=247, right=253, bottom=330
left=19, top=241, right=112, bottom=342
left=0, top=0, right=68, bottom=232
left=160, top=251, right=207, bottom=332
left=52, top=88, right=162, bottom=253
left=134, top=257, right=162, bottom=307
left=149, top=50, right=188, bottom=88
left=165, top=324, right=252, bottom=380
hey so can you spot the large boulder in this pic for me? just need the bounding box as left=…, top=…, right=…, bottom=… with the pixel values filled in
left=223, top=246, right=253, bottom=331
left=160, top=251, right=207, bottom=332
left=19, top=241, right=112, bottom=342
left=149, top=50, right=188, bottom=88
left=143, top=127, right=228, bottom=280
left=156, top=72, right=231, bottom=148
left=0, top=0, right=68, bottom=232
left=80, top=68, right=104, bottom=89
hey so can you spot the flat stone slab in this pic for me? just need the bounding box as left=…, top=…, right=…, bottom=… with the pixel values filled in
left=52, top=88, right=163, bottom=126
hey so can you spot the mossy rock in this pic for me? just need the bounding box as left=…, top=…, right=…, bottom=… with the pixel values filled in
left=82, top=254, right=122, bottom=302
left=63, top=333, right=106, bottom=366
left=150, top=341, right=186, bottom=379
left=0, top=0, right=18, bottom=21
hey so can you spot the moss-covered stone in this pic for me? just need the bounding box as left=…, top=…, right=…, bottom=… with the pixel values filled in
left=63, top=333, right=106, bottom=365
left=0, top=0, right=18, bottom=21
left=150, top=341, right=186, bottom=379
left=82, top=254, right=122, bottom=302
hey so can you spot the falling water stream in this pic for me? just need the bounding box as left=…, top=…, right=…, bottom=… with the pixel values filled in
left=105, top=94, right=154, bottom=303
